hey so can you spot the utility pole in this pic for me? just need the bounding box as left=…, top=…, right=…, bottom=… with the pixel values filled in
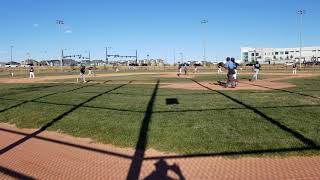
left=297, top=10, right=306, bottom=67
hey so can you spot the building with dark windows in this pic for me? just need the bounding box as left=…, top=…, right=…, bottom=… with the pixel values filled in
left=241, top=47, right=320, bottom=64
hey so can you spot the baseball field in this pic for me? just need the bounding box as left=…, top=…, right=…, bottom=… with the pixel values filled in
left=0, top=70, right=319, bottom=157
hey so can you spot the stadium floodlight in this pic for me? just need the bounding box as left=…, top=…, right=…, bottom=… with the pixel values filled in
left=180, top=52, right=184, bottom=64
left=56, top=20, right=64, bottom=25
left=201, top=19, right=209, bottom=62
left=105, top=46, right=112, bottom=64
left=201, top=19, right=208, bottom=24
left=297, top=10, right=306, bottom=66
left=56, top=20, right=65, bottom=71
left=173, top=48, right=176, bottom=65
left=10, top=45, right=13, bottom=62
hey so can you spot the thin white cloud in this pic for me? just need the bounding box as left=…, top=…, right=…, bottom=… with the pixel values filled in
left=63, top=25, right=73, bottom=34
left=65, top=30, right=73, bottom=34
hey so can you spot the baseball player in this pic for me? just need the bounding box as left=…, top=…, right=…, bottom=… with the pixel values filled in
left=184, top=64, right=188, bottom=75
left=10, top=69, right=14, bottom=77
left=231, top=58, right=238, bottom=86
left=88, top=67, right=92, bottom=76
left=79, top=65, right=87, bottom=83
left=252, top=61, right=261, bottom=81
left=293, top=63, right=297, bottom=75
left=29, top=67, right=35, bottom=79
left=177, top=64, right=182, bottom=77
left=218, top=63, right=223, bottom=74
left=193, top=65, right=198, bottom=74
left=88, top=66, right=96, bottom=77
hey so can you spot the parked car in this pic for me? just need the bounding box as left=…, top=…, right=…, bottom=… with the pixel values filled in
left=20, top=64, right=31, bottom=67
left=193, top=63, right=203, bottom=67
left=285, top=62, right=294, bottom=66
left=5, top=64, right=18, bottom=68
left=245, top=63, right=254, bottom=66
left=129, top=63, right=138, bottom=66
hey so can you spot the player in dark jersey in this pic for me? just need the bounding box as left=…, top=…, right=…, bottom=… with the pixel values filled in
left=79, top=65, right=87, bottom=83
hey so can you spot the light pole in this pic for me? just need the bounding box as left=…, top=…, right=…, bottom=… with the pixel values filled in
left=85, top=50, right=91, bottom=65
left=105, top=46, right=112, bottom=64
left=56, top=20, right=64, bottom=71
left=297, top=10, right=306, bottom=67
left=173, top=48, right=176, bottom=65
left=26, top=52, right=30, bottom=60
left=180, top=52, right=184, bottom=64
left=44, top=51, right=48, bottom=61
left=201, top=19, right=209, bottom=62
left=10, top=45, right=13, bottom=62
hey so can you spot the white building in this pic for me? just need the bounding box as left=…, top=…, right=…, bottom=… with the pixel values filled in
left=241, top=47, right=320, bottom=64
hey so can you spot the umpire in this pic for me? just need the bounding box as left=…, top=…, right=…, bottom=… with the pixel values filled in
left=224, top=57, right=236, bottom=88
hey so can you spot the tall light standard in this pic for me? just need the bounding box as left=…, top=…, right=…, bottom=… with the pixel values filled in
left=40, top=51, right=48, bottom=61
left=105, top=46, right=112, bottom=64
left=26, top=52, right=31, bottom=61
left=173, top=48, right=176, bottom=65
left=297, top=10, right=306, bottom=67
left=135, top=49, right=138, bottom=64
left=180, top=52, right=184, bottom=64
left=201, top=19, right=209, bottom=62
left=56, top=20, right=64, bottom=71
left=10, top=45, right=13, bottom=62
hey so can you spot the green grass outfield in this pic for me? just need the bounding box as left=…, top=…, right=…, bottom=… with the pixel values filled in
left=0, top=74, right=320, bottom=157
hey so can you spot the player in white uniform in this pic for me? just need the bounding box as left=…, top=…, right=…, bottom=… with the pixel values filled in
left=293, top=63, right=297, bottom=75
left=29, top=67, right=35, bottom=79
left=252, top=61, right=261, bottom=81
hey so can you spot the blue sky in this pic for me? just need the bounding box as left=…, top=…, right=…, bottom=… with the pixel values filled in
left=0, top=0, right=319, bottom=63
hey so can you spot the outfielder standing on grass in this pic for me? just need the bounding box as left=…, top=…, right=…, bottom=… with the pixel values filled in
left=252, top=61, right=261, bottom=81
left=79, top=65, right=87, bottom=83
left=29, top=66, right=35, bottom=79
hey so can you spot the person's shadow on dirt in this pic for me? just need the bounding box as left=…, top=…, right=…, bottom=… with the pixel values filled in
left=144, top=158, right=186, bottom=180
